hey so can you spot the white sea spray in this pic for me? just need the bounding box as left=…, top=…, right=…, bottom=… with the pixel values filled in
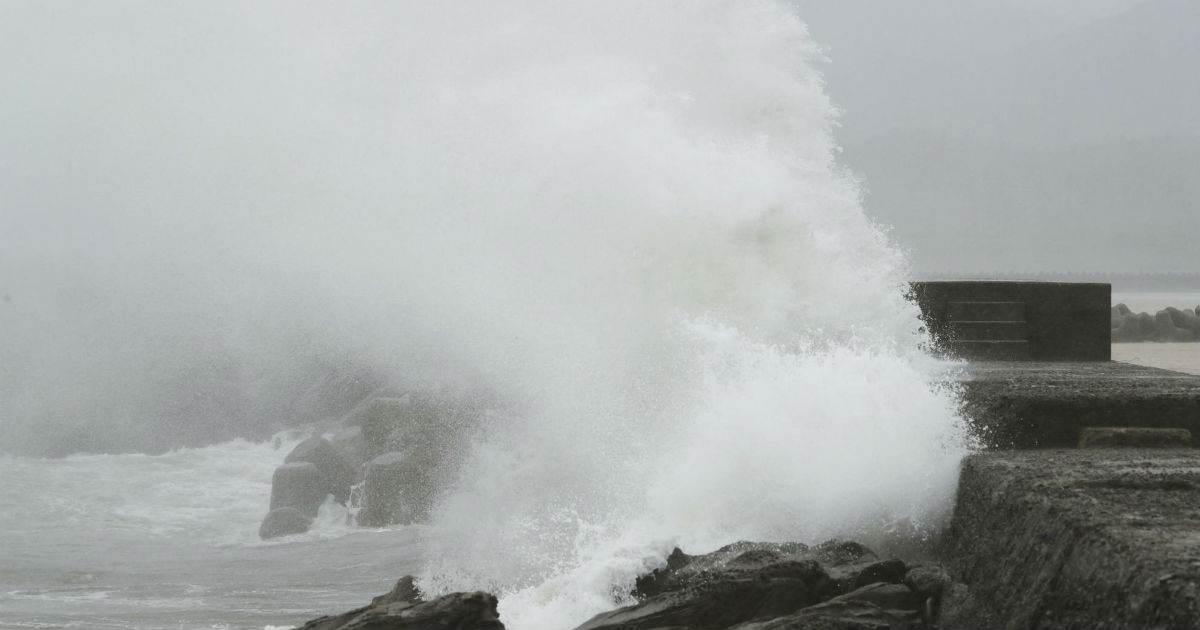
left=0, top=2, right=974, bottom=628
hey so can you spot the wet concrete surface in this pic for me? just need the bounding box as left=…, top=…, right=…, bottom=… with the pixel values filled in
left=945, top=449, right=1200, bottom=629
left=957, top=361, right=1200, bottom=448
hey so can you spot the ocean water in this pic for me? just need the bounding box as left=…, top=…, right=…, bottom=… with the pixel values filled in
left=0, top=2, right=974, bottom=629
left=1112, top=343, right=1200, bottom=376
left=0, top=438, right=425, bottom=630
left=1111, top=292, right=1200, bottom=376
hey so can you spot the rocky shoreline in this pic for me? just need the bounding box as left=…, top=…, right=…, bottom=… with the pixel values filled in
left=261, top=389, right=965, bottom=629
left=262, top=404, right=962, bottom=628
left=294, top=540, right=959, bottom=630
left=288, top=450, right=1200, bottom=629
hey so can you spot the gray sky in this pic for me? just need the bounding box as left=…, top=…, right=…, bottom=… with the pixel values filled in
left=796, top=0, right=1198, bottom=273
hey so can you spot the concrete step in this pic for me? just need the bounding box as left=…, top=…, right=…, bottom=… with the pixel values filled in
left=947, top=450, right=1200, bottom=629
left=949, top=320, right=1028, bottom=341
left=957, top=361, right=1200, bottom=449
left=947, top=301, right=1026, bottom=322
left=950, top=340, right=1030, bottom=361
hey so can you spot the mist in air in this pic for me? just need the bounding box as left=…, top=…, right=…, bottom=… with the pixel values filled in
left=4, top=1, right=1186, bottom=627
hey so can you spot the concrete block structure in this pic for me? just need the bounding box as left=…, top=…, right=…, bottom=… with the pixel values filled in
left=910, top=281, right=1111, bottom=361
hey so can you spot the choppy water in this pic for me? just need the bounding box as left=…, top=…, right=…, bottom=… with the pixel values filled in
left=0, top=438, right=425, bottom=630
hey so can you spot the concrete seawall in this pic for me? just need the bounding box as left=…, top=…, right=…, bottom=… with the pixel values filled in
left=942, top=356, right=1200, bottom=628
left=945, top=450, right=1200, bottom=628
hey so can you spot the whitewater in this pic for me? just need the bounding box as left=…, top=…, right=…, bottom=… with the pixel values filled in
left=0, top=437, right=426, bottom=629
left=0, top=1, right=974, bottom=628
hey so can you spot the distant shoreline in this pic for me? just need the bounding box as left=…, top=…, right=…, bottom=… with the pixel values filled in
left=916, top=272, right=1200, bottom=293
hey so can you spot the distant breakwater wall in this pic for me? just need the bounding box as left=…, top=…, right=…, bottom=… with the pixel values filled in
left=920, top=272, right=1200, bottom=293
left=1111, top=303, right=1200, bottom=342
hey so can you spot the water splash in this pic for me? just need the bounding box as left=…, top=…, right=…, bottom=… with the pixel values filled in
left=336, top=2, right=977, bottom=627
left=1, top=1, right=973, bottom=627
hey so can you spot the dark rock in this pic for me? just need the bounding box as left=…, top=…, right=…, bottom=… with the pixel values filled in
left=903, top=564, right=950, bottom=599
left=294, top=577, right=504, bottom=630
left=341, top=392, right=483, bottom=526
left=1112, top=314, right=1144, bottom=342
left=1135, top=311, right=1157, bottom=338
left=1110, top=304, right=1132, bottom=329
left=380, top=591, right=504, bottom=630
left=1152, top=310, right=1194, bottom=341
left=269, top=462, right=327, bottom=516
left=1166, top=306, right=1196, bottom=330
left=575, top=573, right=828, bottom=630
left=634, top=541, right=828, bottom=599
left=827, top=561, right=877, bottom=594
left=329, top=424, right=368, bottom=470
left=575, top=541, right=835, bottom=630
left=730, top=599, right=921, bottom=629
left=348, top=394, right=475, bottom=460
left=903, top=565, right=951, bottom=626
left=1167, top=306, right=1200, bottom=335
left=849, top=560, right=907, bottom=591
left=810, top=540, right=877, bottom=567
left=830, top=583, right=921, bottom=613
left=294, top=605, right=366, bottom=630
left=259, top=506, right=313, bottom=539
left=633, top=547, right=693, bottom=598
left=347, top=397, right=414, bottom=458
left=357, top=451, right=435, bottom=527
left=827, top=558, right=905, bottom=596
left=370, top=576, right=422, bottom=608
left=285, top=437, right=356, bottom=503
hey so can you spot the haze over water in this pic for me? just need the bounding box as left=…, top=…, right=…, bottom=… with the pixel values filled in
left=0, top=2, right=975, bottom=628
